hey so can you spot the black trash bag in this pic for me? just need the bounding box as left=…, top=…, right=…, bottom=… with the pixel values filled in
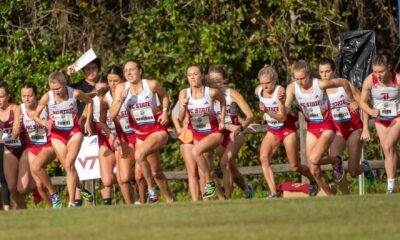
left=336, top=30, right=376, bottom=90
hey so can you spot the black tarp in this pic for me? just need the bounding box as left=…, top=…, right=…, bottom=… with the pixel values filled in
left=336, top=30, right=376, bottom=89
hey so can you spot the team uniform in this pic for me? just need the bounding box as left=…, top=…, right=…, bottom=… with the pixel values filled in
left=327, top=87, right=363, bottom=140
left=47, top=86, right=81, bottom=145
left=214, top=88, right=239, bottom=147
left=0, top=104, right=27, bottom=159
left=124, top=80, right=167, bottom=141
left=93, top=96, right=117, bottom=151
left=294, top=79, right=335, bottom=138
left=187, top=86, right=221, bottom=141
left=259, top=85, right=297, bottom=142
left=105, top=91, right=136, bottom=145
left=21, top=104, right=52, bottom=155
left=371, top=72, right=400, bottom=127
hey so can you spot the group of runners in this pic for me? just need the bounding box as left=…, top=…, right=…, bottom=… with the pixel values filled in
left=0, top=52, right=398, bottom=209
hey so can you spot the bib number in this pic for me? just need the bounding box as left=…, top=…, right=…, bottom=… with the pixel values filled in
left=1, top=128, right=21, bottom=148
left=131, top=108, right=155, bottom=126
left=265, top=113, right=284, bottom=129
left=191, top=116, right=212, bottom=133
left=331, top=107, right=351, bottom=122
left=28, top=128, right=47, bottom=145
left=118, top=117, right=134, bottom=134
left=378, top=101, right=397, bottom=119
left=303, top=106, right=323, bottom=123
left=106, top=118, right=117, bottom=136
left=54, top=113, right=74, bottom=130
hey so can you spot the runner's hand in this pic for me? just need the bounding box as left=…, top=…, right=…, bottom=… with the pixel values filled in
left=370, top=109, right=379, bottom=118
left=84, top=120, right=92, bottom=136
left=349, top=101, right=359, bottom=113
left=259, top=102, right=266, bottom=112
left=360, top=129, right=370, bottom=142
left=158, top=111, right=169, bottom=125
left=44, top=119, right=54, bottom=131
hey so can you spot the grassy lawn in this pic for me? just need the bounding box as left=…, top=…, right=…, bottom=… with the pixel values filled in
left=0, top=194, right=399, bottom=240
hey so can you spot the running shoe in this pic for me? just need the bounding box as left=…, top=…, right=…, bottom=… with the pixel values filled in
left=68, top=202, right=76, bottom=208
left=32, top=188, right=42, bottom=205
left=266, top=193, right=279, bottom=199
left=309, top=181, right=319, bottom=197
left=332, top=155, right=344, bottom=182
left=148, top=188, right=159, bottom=204
left=50, top=193, right=62, bottom=208
left=245, top=183, right=254, bottom=199
left=386, top=189, right=394, bottom=194
left=361, top=160, right=375, bottom=186
left=79, top=188, right=94, bottom=203
left=202, top=181, right=217, bottom=199
left=134, top=201, right=143, bottom=205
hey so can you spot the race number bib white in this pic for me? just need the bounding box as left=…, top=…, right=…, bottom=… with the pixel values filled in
left=265, top=113, right=284, bottom=129
left=217, top=115, right=232, bottom=124
left=191, top=116, right=212, bottom=133
left=28, top=128, right=47, bottom=145
left=106, top=118, right=117, bottom=136
left=303, top=106, right=323, bottom=122
left=331, top=107, right=351, bottom=122
left=54, top=113, right=74, bottom=130
left=2, top=128, right=21, bottom=148
left=131, top=108, right=155, bottom=126
left=377, top=101, right=397, bottom=119
left=118, top=116, right=134, bottom=134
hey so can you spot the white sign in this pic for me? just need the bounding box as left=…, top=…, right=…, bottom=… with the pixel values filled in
left=75, top=135, right=100, bottom=180
left=74, top=48, right=97, bottom=72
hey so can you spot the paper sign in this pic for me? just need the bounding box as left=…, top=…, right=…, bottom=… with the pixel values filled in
left=75, top=135, right=101, bottom=180
left=74, top=48, right=97, bottom=72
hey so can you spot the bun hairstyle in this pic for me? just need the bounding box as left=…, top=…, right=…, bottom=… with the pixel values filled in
left=48, top=70, right=69, bottom=85
left=258, top=64, right=278, bottom=82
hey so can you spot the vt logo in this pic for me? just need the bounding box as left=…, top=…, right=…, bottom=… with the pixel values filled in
left=77, top=156, right=98, bottom=170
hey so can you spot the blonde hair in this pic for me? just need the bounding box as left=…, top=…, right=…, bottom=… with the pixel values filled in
left=292, top=60, right=312, bottom=77
left=48, top=70, right=68, bottom=85
left=258, top=64, right=278, bottom=82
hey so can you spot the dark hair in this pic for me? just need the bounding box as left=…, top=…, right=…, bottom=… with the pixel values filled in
left=107, top=66, right=123, bottom=79
left=187, top=63, right=203, bottom=74
left=208, top=65, right=228, bottom=80
left=98, top=75, right=108, bottom=84
left=84, top=58, right=101, bottom=71
left=0, top=81, right=12, bottom=103
left=318, top=57, right=336, bottom=71
left=21, top=82, right=38, bottom=96
left=372, top=51, right=392, bottom=67
left=123, top=59, right=143, bottom=77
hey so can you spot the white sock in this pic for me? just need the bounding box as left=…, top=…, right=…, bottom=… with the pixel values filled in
left=387, top=178, right=395, bottom=192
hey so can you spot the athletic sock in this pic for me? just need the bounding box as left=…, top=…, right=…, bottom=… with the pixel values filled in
left=387, top=178, right=395, bottom=192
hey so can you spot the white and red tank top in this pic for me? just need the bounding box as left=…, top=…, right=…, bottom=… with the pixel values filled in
left=48, top=86, right=78, bottom=131
left=295, top=78, right=330, bottom=123
left=187, top=86, right=217, bottom=133
left=258, top=85, right=285, bottom=129
left=213, top=88, right=238, bottom=125
left=124, top=80, right=161, bottom=132
left=371, top=72, right=400, bottom=120
left=21, top=103, right=49, bottom=146
left=327, top=87, right=352, bottom=122
left=93, top=95, right=118, bottom=136
left=105, top=91, right=133, bottom=135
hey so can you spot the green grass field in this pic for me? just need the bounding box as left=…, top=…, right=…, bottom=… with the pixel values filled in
left=0, top=194, right=399, bottom=240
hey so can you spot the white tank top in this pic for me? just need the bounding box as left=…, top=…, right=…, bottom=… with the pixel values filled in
left=371, top=82, right=400, bottom=120
left=258, top=85, right=284, bottom=129
left=327, top=87, right=352, bottom=122
left=213, top=88, right=237, bottom=124
left=187, top=86, right=216, bottom=132
left=21, top=104, right=48, bottom=146
left=105, top=90, right=133, bottom=135
left=48, top=86, right=77, bottom=130
left=124, top=79, right=159, bottom=126
left=294, top=78, right=329, bottom=123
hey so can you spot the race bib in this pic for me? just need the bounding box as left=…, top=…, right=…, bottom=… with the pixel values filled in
left=303, top=106, right=323, bottom=123
left=28, top=128, right=47, bottom=145
left=265, top=113, right=284, bottom=129
left=331, top=107, right=351, bottom=122
left=2, top=128, right=21, bottom=148
left=106, top=119, right=117, bottom=136
left=217, top=115, right=233, bottom=124
left=191, top=116, right=212, bottom=133
left=131, top=108, right=155, bottom=126
left=377, top=101, right=397, bottom=119
left=54, top=113, right=74, bottom=130
left=118, top=116, right=134, bottom=134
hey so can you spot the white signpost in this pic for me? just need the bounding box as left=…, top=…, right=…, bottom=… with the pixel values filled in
left=75, top=135, right=101, bottom=181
